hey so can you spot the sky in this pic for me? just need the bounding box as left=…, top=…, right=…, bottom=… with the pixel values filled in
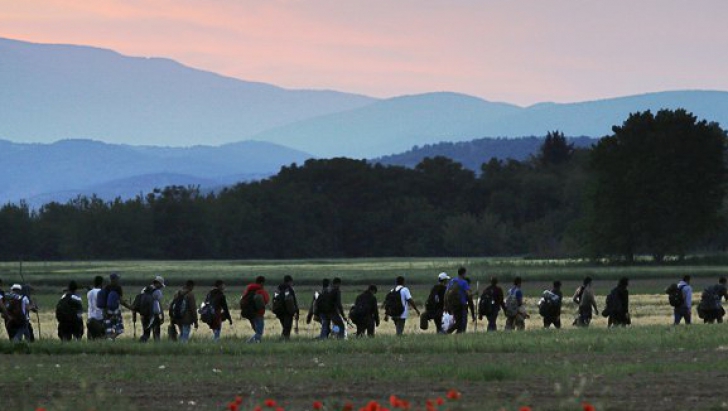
left=2, top=0, right=728, bottom=106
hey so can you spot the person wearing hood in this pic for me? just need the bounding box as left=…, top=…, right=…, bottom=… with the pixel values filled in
left=243, top=276, right=269, bottom=343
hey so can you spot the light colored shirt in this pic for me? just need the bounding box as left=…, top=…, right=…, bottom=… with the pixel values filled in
left=677, top=280, right=693, bottom=308
left=395, top=285, right=413, bottom=319
left=87, top=288, right=104, bottom=320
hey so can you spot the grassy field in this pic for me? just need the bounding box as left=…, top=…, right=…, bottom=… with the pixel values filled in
left=2, top=326, right=728, bottom=411
left=2, top=258, right=728, bottom=410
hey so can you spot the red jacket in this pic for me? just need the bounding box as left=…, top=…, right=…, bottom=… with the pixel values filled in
left=244, top=283, right=270, bottom=317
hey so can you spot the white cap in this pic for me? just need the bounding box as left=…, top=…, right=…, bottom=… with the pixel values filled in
left=10, top=283, right=22, bottom=291
left=153, top=276, right=165, bottom=288
left=438, top=272, right=450, bottom=281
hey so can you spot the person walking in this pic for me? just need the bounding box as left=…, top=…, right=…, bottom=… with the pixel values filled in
left=139, top=276, right=165, bottom=342
left=207, top=280, right=232, bottom=341
left=243, top=276, right=269, bottom=343
left=479, top=276, right=506, bottom=332
left=4, top=284, right=30, bottom=341
left=445, top=267, right=475, bottom=334
left=56, top=281, right=84, bottom=341
left=672, top=275, right=692, bottom=325
left=318, top=277, right=347, bottom=339
left=572, top=277, right=598, bottom=327
left=272, top=275, right=299, bottom=341
left=169, top=280, right=198, bottom=342
left=350, top=285, right=380, bottom=337
left=384, top=276, right=420, bottom=336
left=505, top=277, right=527, bottom=331
left=424, top=273, right=449, bottom=333
left=539, top=280, right=563, bottom=329
left=86, top=276, right=105, bottom=340
left=307, top=279, right=329, bottom=327
left=606, top=277, right=630, bottom=327
left=697, top=277, right=728, bottom=323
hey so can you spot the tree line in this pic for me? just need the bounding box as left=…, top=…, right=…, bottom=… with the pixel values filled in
left=0, top=109, right=725, bottom=262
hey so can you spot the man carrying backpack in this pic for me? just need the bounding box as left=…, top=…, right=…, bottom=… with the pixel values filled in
left=572, top=277, right=598, bottom=327
left=307, top=279, right=329, bottom=326
left=479, top=276, right=505, bottom=332
left=672, top=275, right=692, bottom=325
left=169, top=280, right=198, bottom=342
left=505, top=277, right=527, bottom=331
left=445, top=267, right=475, bottom=334
left=4, top=284, right=30, bottom=341
left=424, top=273, right=449, bottom=333
left=539, top=281, right=563, bottom=329
left=56, top=281, right=84, bottom=341
left=272, top=275, right=299, bottom=341
left=86, top=276, right=105, bottom=340
left=317, top=277, right=347, bottom=339
left=138, top=276, right=165, bottom=342
left=384, top=276, right=420, bottom=336
left=242, top=276, right=269, bottom=343
left=697, top=277, right=728, bottom=323
left=350, top=285, right=380, bottom=337
left=606, top=277, right=630, bottom=327
left=204, top=280, right=232, bottom=341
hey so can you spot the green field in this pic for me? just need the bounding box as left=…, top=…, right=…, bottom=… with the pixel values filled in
left=2, top=258, right=728, bottom=410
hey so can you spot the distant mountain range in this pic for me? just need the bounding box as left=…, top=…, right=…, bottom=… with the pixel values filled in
left=256, top=89, right=728, bottom=158
left=3, top=37, right=728, bottom=159
left=3, top=36, right=728, bottom=206
left=0, top=37, right=375, bottom=147
left=0, top=139, right=312, bottom=207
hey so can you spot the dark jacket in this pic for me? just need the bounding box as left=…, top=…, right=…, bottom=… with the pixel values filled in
left=352, top=290, right=379, bottom=325
left=171, top=288, right=198, bottom=326
left=208, top=288, right=231, bottom=328
left=275, top=283, right=299, bottom=317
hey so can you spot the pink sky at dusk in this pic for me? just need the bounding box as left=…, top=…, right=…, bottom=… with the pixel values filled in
left=2, top=0, right=728, bottom=106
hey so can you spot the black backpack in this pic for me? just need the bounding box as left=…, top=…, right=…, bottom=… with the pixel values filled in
left=666, top=283, right=685, bottom=307
left=5, top=294, right=25, bottom=327
left=169, top=291, right=188, bottom=321
left=55, top=294, right=78, bottom=323
left=132, top=286, right=155, bottom=318
left=602, top=287, right=621, bottom=317
left=425, top=285, right=443, bottom=313
left=315, top=288, right=335, bottom=315
left=349, top=293, right=371, bottom=325
left=384, top=287, right=405, bottom=317
left=239, top=289, right=258, bottom=320
left=479, top=287, right=496, bottom=317
left=272, top=288, right=295, bottom=317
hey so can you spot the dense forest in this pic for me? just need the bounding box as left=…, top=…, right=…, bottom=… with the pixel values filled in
left=0, top=109, right=725, bottom=261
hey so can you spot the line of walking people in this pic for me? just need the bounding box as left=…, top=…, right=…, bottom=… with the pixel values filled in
left=4, top=271, right=728, bottom=342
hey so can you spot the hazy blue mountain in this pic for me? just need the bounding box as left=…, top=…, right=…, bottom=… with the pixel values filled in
left=252, top=92, right=523, bottom=158
left=0, top=139, right=312, bottom=207
left=0, top=37, right=376, bottom=146
left=250, top=90, right=728, bottom=158
left=485, top=90, right=728, bottom=138
left=374, top=136, right=597, bottom=171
